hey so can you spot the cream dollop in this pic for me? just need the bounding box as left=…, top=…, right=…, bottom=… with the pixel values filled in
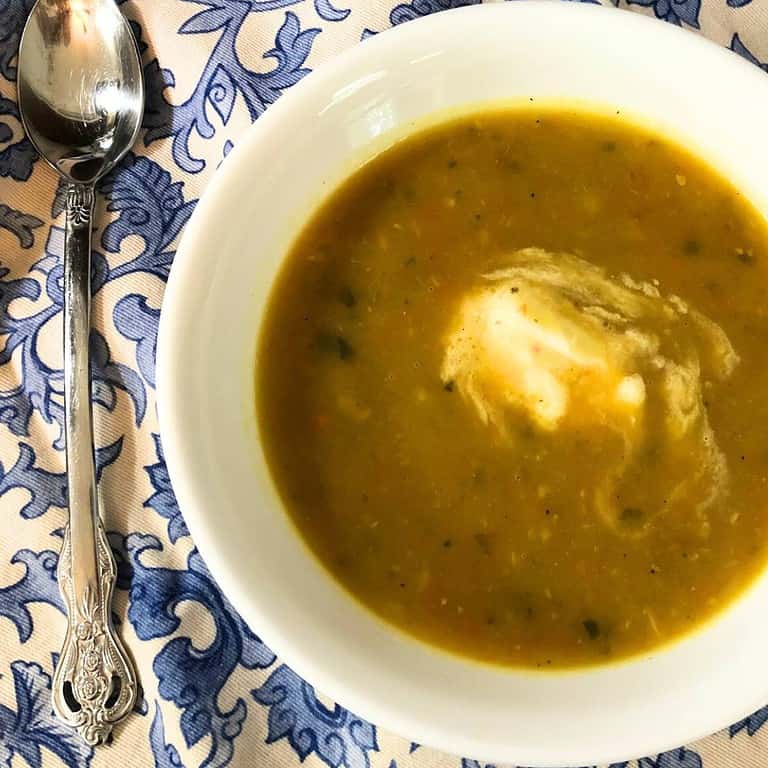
left=441, top=248, right=738, bottom=536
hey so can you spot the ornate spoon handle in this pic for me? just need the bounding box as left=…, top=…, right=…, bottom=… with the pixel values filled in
left=51, top=183, right=138, bottom=745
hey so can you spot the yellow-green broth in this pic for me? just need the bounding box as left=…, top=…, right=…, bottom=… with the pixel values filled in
left=257, top=107, right=768, bottom=668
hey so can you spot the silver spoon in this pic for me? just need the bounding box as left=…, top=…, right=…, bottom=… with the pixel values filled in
left=17, top=0, right=143, bottom=745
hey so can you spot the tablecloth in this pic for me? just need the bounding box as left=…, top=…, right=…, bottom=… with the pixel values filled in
left=3, top=1, right=768, bottom=766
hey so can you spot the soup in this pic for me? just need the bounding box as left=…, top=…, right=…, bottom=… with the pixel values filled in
left=257, top=107, right=768, bottom=668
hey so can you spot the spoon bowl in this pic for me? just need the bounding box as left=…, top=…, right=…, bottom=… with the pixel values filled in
left=18, top=0, right=143, bottom=183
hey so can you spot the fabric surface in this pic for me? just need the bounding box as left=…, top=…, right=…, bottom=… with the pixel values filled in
left=2, top=1, right=768, bottom=766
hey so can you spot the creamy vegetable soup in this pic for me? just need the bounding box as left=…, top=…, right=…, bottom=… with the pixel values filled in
left=257, top=107, right=768, bottom=668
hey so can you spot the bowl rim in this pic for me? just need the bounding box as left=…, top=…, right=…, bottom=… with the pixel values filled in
left=156, top=3, right=768, bottom=765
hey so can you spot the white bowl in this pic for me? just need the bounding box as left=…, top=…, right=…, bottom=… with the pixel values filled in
left=156, top=4, right=768, bottom=765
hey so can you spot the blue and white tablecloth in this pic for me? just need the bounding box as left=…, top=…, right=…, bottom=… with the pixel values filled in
left=3, top=1, right=768, bottom=766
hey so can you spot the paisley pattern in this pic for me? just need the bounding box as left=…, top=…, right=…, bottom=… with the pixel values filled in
left=2, top=1, right=768, bottom=766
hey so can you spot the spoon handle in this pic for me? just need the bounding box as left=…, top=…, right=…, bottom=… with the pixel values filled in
left=51, top=182, right=138, bottom=745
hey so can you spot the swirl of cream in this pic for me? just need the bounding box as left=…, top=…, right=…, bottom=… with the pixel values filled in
left=442, top=248, right=738, bottom=537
